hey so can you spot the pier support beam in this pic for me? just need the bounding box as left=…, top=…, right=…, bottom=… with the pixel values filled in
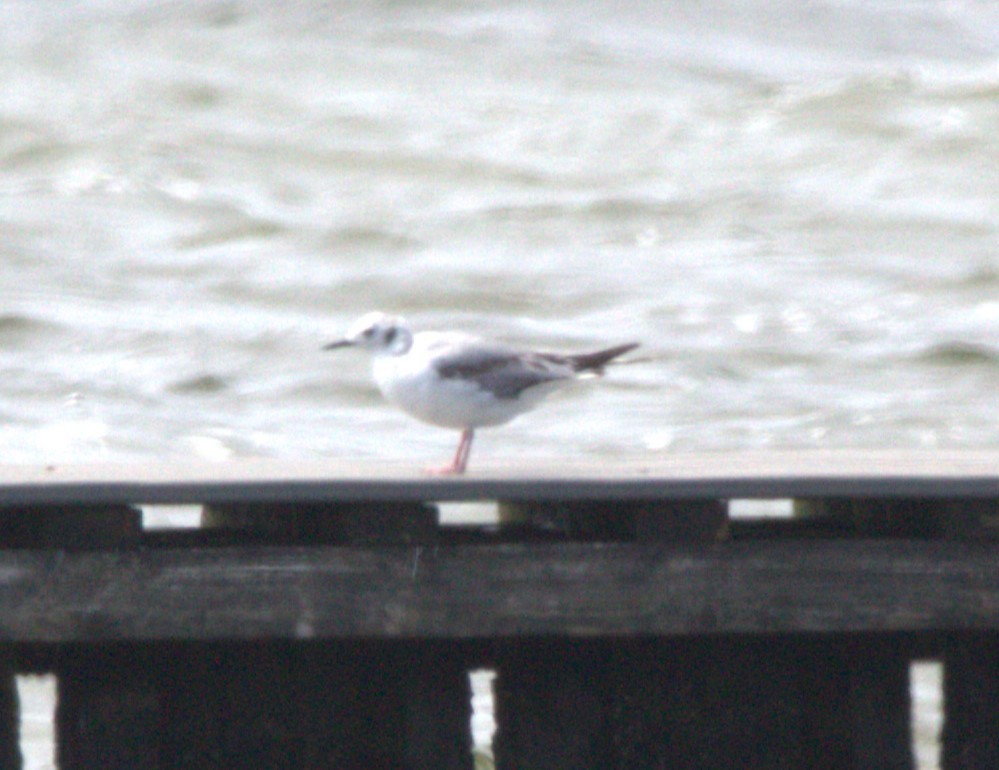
left=493, top=641, right=613, bottom=770
left=943, top=632, right=999, bottom=770
left=56, top=646, right=160, bottom=770
left=0, top=654, right=20, bottom=770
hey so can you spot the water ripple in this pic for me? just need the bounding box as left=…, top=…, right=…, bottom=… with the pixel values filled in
left=0, top=313, right=64, bottom=345
left=914, top=342, right=999, bottom=368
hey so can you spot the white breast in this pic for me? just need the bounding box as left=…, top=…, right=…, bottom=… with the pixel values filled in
left=371, top=333, right=559, bottom=430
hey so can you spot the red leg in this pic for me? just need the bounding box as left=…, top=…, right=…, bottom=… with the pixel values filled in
left=427, top=428, right=475, bottom=475
left=455, top=428, right=474, bottom=473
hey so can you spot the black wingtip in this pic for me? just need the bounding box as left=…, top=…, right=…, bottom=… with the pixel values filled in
left=569, top=342, right=640, bottom=373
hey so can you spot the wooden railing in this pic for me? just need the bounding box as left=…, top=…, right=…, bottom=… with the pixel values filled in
left=1, top=451, right=996, bottom=769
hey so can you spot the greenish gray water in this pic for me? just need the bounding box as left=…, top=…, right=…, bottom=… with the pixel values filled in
left=2, top=0, right=996, bottom=470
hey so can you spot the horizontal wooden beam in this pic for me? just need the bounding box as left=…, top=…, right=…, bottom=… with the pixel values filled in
left=1, top=539, right=998, bottom=642
left=0, top=450, right=996, bottom=506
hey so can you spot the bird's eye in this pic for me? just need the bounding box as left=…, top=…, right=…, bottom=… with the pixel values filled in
left=385, top=327, right=398, bottom=345
left=362, top=327, right=375, bottom=338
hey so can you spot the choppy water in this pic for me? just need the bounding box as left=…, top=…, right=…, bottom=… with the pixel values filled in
left=2, top=0, right=997, bottom=469
left=2, top=1, right=997, bottom=767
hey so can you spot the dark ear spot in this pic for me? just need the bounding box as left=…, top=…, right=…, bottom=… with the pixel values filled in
left=362, top=327, right=375, bottom=339
left=385, top=327, right=398, bottom=345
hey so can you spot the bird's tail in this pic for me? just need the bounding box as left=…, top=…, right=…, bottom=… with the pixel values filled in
left=566, top=343, right=640, bottom=374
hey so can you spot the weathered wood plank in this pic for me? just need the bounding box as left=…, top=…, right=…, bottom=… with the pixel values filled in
left=1, top=540, right=998, bottom=642
left=0, top=451, right=994, bottom=506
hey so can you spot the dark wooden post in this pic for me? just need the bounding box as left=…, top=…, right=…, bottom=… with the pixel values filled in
left=1, top=508, right=28, bottom=770
left=493, top=640, right=613, bottom=770
left=156, top=640, right=342, bottom=769
left=400, top=642, right=474, bottom=770
left=834, top=635, right=913, bottom=770
left=0, top=652, right=20, bottom=770
left=942, top=498, right=999, bottom=769
left=791, top=635, right=909, bottom=770
left=608, top=636, right=807, bottom=769
left=56, top=645, right=160, bottom=770
left=0, top=502, right=22, bottom=770
left=157, top=640, right=380, bottom=770
left=155, top=639, right=473, bottom=770
left=943, top=631, right=999, bottom=769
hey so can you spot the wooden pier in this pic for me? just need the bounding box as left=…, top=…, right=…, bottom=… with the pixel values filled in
left=0, top=450, right=997, bottom=769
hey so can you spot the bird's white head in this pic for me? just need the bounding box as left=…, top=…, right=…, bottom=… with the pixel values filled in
left=324, top=311, right=413, bottom=356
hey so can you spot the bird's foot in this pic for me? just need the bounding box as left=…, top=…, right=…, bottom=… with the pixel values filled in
left=425, top=462, right=466, bottom=476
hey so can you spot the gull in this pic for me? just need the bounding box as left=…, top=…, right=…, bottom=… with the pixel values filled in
left=324, top=311, right=638, bottom=474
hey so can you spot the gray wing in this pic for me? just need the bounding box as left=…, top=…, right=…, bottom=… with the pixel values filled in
left=430, top=340, right=574, bottom=400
